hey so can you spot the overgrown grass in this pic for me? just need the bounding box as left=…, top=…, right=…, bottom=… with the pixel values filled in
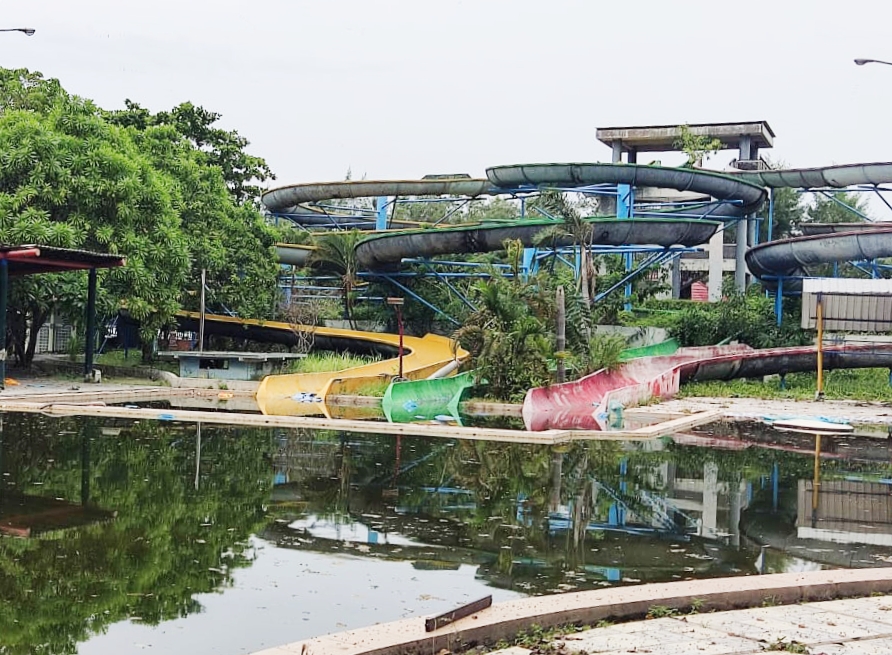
left=347, top=379, right=390, bottom=397
left=93, top=350, right=178, bottom=374
left=679, top=368, right=892, bottom=402
left=288, top=351, right=380, bottom=374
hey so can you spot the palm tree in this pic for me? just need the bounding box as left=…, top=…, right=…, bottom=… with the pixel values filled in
left=531, top=191, right=597, bottom=310
left=308, top=230, right=364, bottom=327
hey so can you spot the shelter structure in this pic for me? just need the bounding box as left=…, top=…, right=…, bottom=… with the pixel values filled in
left=0, top=245, right=126, bottom=388
left=596, top=121, right=775, bottom=297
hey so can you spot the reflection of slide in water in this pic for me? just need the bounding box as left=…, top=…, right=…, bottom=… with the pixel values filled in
left=176, top=312, right=468, bottom=417
left=524, top=343, right=892, bottom=431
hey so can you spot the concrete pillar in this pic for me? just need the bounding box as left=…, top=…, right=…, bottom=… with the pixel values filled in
left=735, top=221, right=747, bottom=292
left=738, top=136, right=752, bottom=162
left=729, top=480, right=744, bottom=547
left=611, top=141, right=623, bottom=163
left=627, top=148, right=637, bottom=164
left=708, top=229, right=723, bottom=301
left=671, top=256, right=681, bottom=299
left=736, top=137, right=753, bottom=291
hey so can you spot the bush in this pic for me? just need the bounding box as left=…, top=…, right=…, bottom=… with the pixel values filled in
left=670, top=292, right=809, bottom=349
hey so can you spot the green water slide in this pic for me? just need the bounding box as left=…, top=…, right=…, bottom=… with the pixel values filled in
left=619, top=339, right=680, bottom=361
left=382, top=372, right=475, bottom=424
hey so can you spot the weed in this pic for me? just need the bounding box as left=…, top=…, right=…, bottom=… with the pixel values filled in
left=595, top=619, right=613, bottom=628
left=646, top=605, right=677, bottom=619
left=762, top=596, right=781, bottom=607
left=765, top=637, right=810, bottom=653
left=689, top=598, right=705, bottom=614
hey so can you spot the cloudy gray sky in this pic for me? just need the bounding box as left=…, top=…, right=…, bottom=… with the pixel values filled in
left=2, top=0, right=891, bottom=189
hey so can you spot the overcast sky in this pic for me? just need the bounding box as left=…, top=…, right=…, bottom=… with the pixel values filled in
left=2, top=0, right=891, bottom=190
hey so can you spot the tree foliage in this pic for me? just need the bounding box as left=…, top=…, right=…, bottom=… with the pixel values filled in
left=0, top=68, right=282, bottom=362
left=670, top=291, right=809, bottom=349
left=673, top=125, right=722, bottom=168
left=105, top=100, right=275, bottom=206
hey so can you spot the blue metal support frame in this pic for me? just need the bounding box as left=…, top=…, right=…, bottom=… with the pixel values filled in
left=372, top=274, right=461, bottom=326
left=774, top=278, right=783, bottom=326
left=593, top=249, right=679, bottom=304
left=376, top=196, right=389, bottom=231
left=616, top=183, right=634, bottom=310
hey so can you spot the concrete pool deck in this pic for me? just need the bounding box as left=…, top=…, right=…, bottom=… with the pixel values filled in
left=250, top=569, right=892, bottom=655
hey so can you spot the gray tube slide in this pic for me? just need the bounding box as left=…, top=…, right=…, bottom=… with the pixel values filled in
left=745, top=228, right=892, bottom=281
left=263, top=178, right=496, bottom=212
left=267, top=163, right=767, bottom=270
left=487, top=163, right=767, bottom=217
left=354, top=218, right=719, bottom=270
left=739, top=162, right=892, bottom=284
left=737, top=162, right=892, bottom=189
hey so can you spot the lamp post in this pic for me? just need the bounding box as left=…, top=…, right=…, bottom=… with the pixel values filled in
left=0, top=28, right=35, bottom=36
left=854, top=58, right=892, bottom=67
left=386, top=297, right=405, bottom=379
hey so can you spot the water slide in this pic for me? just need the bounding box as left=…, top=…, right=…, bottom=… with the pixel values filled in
left=382, top=372, right=475, bottom=424
left=259, top=161, right=892, bottom=421
left=737, top=162, right=892, bottom=286
left=257, top=164, right=766, bottom=416
left=263, top=164, right=769, bottom=271
left=524, top=343, right=892, bottom=431
left=176, top=311, right=468, bottom=416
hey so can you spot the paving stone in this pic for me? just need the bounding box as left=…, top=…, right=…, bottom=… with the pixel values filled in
left=485, top=648, right=531, bottom=655
left=807, top=597, right=892, bottom=628
left=682, top=613, right=841, bottom=645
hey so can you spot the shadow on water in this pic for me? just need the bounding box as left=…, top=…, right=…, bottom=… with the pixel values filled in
left=3, top=413, right=892, bottom=653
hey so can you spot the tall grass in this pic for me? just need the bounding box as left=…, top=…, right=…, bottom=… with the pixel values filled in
left=288, top=351, right=380, bottom=374
left=680, top=368, right=892, bottom=402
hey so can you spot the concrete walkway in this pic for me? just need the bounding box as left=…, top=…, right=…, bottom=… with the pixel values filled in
left=252, top=569, right=892, bottom=655
left=505, top=595, right=892, bottom=654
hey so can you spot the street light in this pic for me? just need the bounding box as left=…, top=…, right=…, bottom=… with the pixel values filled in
left=386, top=297, right=405, bottom=379
left=0, top=28, right=35, bottom=36
left=854, top=58, right=892, bottom=67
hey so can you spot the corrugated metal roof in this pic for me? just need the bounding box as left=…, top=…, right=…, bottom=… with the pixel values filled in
left=803, top=278, right=892, bottom=296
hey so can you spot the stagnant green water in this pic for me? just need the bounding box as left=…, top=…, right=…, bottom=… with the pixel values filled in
left=1, top=413, right=892, bottom=654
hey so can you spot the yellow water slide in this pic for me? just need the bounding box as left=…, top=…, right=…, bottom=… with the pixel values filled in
left=256, top=326, right=468, bottom=416
left=178, top=312, right=468, bottom=416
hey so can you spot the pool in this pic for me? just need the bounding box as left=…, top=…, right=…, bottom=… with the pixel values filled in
left=1, top=413, right=891, bottom=654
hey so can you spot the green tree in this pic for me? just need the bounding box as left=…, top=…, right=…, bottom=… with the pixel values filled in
left=309, top=230, right=364, bottom=326
left=673, top=125, right=722, bottom=168
left=127, top=123, right=282, bottom=320
left=803, top=192, right=871, bottom=225
left=0, top=79, right=190, bottom=361
left=0, top=68, right=283, bottom=361
left=454, top=260, right=553, bottom=400
left=105, top=100, right=275, bottom=205
left=763, top=186, right=803, bottom=240
left=531, top=190, right=597, bottom=310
